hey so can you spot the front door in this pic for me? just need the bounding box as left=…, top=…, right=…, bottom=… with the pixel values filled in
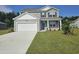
left=40, top=21, right=47, bottom=30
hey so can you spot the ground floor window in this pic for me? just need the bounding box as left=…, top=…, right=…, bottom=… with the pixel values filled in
left=40, top=20, right=60, bottom=30
left=49, top=21, right=59, bottom=28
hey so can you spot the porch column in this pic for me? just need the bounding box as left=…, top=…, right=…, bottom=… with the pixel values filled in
left=47, top=20, right=49, bottom=30
left=37, top=19, right=40, bottom=32
left=14, top=20, right=16, bottom=31
left=59, top=20, right=62, bottom=30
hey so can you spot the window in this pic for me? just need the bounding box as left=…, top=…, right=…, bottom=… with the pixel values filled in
left=48, top=12, right=52, bottom=17
left=49, top=21, right=59, bottom=28
left=53, top=12, right=57, bottom=17
left=53, top=15, right=55, bottom=17
left=55, top=12, right=57, bottom=15
left=53, top=24, right=56, bottom=27
left=41, top=12, right=46, bottom=17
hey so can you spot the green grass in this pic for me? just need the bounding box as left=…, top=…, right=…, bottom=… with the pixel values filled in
left=0, top=28, right=13, bottom=35
left=27, top=29, right=79, bottom=54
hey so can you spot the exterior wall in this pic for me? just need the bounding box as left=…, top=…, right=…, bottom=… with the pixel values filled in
left=14, top=20, right=17, bottom=31
left=71, top=20, right=79, bottom=28
left=37, top=19, right=40, bottom=32
left=50, top=28, right=59, bottom=31
left=14, top=20, right=19, bottom=32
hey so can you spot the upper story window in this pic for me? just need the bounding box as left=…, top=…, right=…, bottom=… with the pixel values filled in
left=48, top=12, right=52, bottom=17
left=41, top=12, right=46, bottom=17
left=53, top=12, right=57, bottom=17
left=55, top=12, right=57, bottom=17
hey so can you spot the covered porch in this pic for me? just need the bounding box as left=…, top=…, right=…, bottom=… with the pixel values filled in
left=40, top=19, right=62, bottom=31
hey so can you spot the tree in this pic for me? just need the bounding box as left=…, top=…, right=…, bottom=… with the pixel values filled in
left=62, top=19, right=71, bottom=34
left=0, top=11, right=19, bottom=27
left=4, top=18, right=10, bottom=27
left=5, top=12, right=19, bottom=27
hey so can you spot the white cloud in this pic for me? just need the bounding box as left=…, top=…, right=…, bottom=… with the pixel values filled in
left=0, top=5, right=12, bottom=13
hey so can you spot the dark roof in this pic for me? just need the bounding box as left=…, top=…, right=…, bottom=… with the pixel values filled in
left=21, top=6, right=59, bottom=13
left=22, top=8, right=41, bottom=13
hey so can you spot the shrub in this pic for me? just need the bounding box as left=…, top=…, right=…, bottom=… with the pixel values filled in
left=62, top=19, right=71, bottom=34
left=8, top=28, right=14, bottom=33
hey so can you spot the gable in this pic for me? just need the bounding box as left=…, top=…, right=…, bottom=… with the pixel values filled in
left=13, top=12, right=37, bottom=20
left=41, top=6, right=51, bottom=11
left=41, top=6, right=59, bottom=12
left=47, top=8, right=58, bottom=13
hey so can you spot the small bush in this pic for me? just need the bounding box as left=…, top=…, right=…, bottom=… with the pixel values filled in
left=62, top=19, right=72, bottom=34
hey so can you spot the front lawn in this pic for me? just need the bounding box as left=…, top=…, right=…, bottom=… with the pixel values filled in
left=27, top=29, right=79, bottom=54
left=0, top=28, right=13, bottom=35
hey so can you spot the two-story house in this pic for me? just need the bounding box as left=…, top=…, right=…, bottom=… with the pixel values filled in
left=13, top=6, right=62, bottom=32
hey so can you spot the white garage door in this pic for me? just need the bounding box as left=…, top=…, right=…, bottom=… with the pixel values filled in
left=17, top=23, right=37, bottom=31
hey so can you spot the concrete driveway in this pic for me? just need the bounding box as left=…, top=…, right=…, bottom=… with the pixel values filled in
left=0, top=31, right=37, bottom=54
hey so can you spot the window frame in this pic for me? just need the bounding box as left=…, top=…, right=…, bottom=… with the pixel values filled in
left=41, top=12, right=46, bottom=17
left=48, top=12, right=52, bottom=17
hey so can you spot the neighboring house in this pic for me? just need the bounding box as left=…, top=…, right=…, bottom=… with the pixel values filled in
left=0, top=22, right=7, bottom=29
left=13, top=6, right=62, bottom=32
left=70, top=18, right=79, bottom=28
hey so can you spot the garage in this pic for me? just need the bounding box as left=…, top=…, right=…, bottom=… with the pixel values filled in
left=17, top=23, right=37, bottom=31
left=13, top=12, right=39, bottom=32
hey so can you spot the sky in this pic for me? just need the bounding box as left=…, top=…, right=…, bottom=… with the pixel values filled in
left=0, top=5, right=79, bottom=17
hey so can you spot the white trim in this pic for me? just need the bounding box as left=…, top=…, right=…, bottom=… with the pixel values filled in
left=60, top=20, right=62, bottom=30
